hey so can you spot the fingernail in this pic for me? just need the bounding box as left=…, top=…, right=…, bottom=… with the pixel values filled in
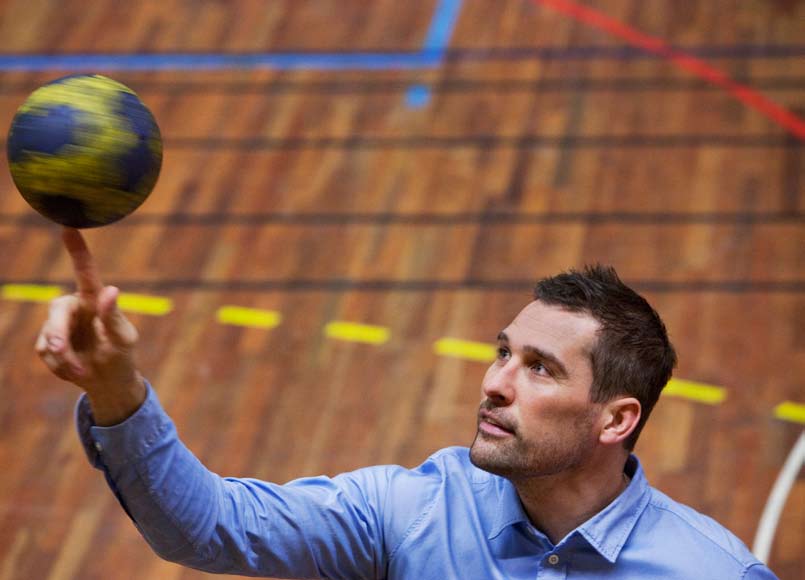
left=48, top=337, right=64, bottom=351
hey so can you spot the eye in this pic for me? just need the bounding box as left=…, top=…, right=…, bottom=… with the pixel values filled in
left=496, top=346, right=511, bottom=361
left=530, top=361, right=551, bottom=377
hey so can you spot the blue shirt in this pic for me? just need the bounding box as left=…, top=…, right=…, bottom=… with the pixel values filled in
left=77, top=384, right=778, bottom=579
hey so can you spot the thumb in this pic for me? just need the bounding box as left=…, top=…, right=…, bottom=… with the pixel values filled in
left=97, top=286, right=138, bottom=347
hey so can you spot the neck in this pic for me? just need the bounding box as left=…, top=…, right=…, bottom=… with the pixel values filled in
left=512, top=455, right=630, bottom=545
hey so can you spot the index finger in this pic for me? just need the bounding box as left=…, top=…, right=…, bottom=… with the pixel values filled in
left=62, top=227, right=103, bottom=298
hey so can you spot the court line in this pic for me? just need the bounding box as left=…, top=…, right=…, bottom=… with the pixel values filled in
left=324, top=321, right=390, bottom=345
left=1, top=43, right=804, bottom=73
left=752, top=431, right=805, bottom=563
left=0, top=53, right=435, bottom=71
left=0, top=284, right=174, bottom=315
left=6, top=134, right=798, bottom=152
left=404, top=0, right=462, bottom=108
left=434, top=337, right=497, bottom=362
left=441, top=44, right=805, bottom=60
left=3, top=211, right=802, bottom=229
left=117, top=293, right=173, bottom=316
left=217, top=305, right=282, bottom=329
left=2, top=279, right=803, bottom=294
left=3, top=134, right=800, bottom=152
left=531, top=0, right=805, bottom=139
left=0, top=0, right=462, bottom=73
left=774, top=401, right=805, bottom=425
left=130, top=134, right=803, bottom=150
left=0, top=284, right=787, bottom=414
left=1, top=284, right=62, bottom=302
left=80, top=76, right=805, bottom=94
left=422, top=0, right=464, bottom=57
left=4, top=210, right=800, bottom=228
left=2, top=76, right=795, bottom=95
left=663, top=378, right=726, bottom=405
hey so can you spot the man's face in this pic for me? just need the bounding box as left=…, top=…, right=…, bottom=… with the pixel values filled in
left=469, top=300, right=603, bottom=479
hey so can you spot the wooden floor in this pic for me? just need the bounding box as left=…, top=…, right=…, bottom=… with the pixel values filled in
left=0, top=1, right=803, bottom=578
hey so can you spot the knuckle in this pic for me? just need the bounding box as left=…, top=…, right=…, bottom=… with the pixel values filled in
left=49, top=294, right=78, bottom=313
left=48, top=295, right=68, bottom=309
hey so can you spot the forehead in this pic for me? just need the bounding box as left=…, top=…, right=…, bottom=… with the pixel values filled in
left=504, top=300, right=600, bottom=358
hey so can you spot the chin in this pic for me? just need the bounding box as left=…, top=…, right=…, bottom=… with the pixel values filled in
left=469, top=435, right=516, bottom=477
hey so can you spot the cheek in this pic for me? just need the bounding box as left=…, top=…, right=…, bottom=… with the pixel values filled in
left=519, top=393, right=594, bottom=430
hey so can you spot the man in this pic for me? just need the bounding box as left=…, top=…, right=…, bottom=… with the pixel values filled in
left=38, top=228, right=777, bottom=579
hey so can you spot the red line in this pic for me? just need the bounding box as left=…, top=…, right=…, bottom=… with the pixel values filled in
left=532, top=0, right=805, bottom=140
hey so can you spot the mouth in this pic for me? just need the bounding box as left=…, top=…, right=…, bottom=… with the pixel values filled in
left=478, top=410, right=515, bottom=437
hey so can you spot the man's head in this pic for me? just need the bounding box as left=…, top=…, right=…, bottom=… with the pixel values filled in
left=532, top=265, right=677, bottom=450
left=469, top=265, right=676, bottom=479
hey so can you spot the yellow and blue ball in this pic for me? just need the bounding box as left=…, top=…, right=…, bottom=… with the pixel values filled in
left=7, top=74, right=162, bottom=228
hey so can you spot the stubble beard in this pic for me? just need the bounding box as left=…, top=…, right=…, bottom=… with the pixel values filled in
left=469, top=412, right=598, bottom=480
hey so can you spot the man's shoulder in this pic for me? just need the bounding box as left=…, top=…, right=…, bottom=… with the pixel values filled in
left=640, top=485, right=762, bottom=569
left=339, top=446, right=495, bottom=493
left=360, top=446, right=494, bottom=486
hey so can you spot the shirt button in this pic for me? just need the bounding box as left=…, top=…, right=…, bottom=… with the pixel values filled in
left=94, top=441, right=103, bottom=452
left=547, top=554, right=560, bottom=565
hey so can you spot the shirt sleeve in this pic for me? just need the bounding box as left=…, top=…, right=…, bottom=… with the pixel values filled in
left=75, top=382, right=388, bottom=579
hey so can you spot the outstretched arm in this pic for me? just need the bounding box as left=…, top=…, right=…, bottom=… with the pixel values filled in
left=37, top=228, right=386, bottom=578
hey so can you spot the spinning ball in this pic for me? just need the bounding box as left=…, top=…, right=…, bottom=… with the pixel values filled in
left=7, top=74, right=162, bottom=228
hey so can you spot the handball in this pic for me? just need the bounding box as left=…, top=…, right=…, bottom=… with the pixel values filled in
left=7, top=74, right=162, bottom=228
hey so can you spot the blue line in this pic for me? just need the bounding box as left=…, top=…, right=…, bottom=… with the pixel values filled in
left=402, top=0, right=463, bottom=109
left=0, top=52, right=442, bottom=72
left=422, top=0, right=463, bottom=56
left=0, top=2, right=463, bottom=72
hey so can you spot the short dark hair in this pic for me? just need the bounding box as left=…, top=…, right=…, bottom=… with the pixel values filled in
left=533, top=265, right=677, bottom=450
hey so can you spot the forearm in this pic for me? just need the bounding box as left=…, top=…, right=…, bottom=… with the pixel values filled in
left=77, top=384, right=220, bottom=567
left=77, top=383, right=383, bottom=577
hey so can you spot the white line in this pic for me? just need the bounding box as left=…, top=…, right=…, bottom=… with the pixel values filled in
left=752, top=430, right=805, bottom=563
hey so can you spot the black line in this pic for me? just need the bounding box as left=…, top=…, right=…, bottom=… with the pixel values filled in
left=4, top=135, right=796, bottom=152
left=4, top=278, right=803, bottom=294
left=441, top=44, right=805, bottom=61
left=2, top=76, right=805, bottom=96
left=3, top=134, right=794, bottom=152
left=162, top=135, right=800, bottom=150
left=1, top=211, right=802, bottom=228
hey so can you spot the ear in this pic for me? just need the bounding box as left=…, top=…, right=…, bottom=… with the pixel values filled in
left=599, top=397, right=641, bottom=446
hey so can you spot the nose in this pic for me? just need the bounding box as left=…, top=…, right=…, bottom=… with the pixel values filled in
left=481, top=359, right=516, bottom=406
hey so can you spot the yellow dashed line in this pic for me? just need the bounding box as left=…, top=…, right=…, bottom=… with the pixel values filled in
left=324, top=321, right=390, bottom=345
left=117, top=293, right=173, bottom=316
left=1, top=284, right=62, bottom=303
left=774, top=401, right=805, bottom=425
left=217, top=306, right=282, bottom=329
left=663, top=378, right=726, bottom=405
left=4, top=286, right=791, bottom=420
left=434, top=337, right=497, bottom=362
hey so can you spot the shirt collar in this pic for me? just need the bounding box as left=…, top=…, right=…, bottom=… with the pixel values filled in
left=574, top=455, right=651, bottom=563
left=487, top=477, right=531, bottom=540
left=486, top=455, right=651, bottom=563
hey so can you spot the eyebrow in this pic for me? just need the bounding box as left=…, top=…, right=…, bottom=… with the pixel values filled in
left=497, top=331, right=569, bottom=378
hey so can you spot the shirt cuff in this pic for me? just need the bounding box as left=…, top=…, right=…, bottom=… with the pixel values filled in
left=75, top=381, right=173, bottom=471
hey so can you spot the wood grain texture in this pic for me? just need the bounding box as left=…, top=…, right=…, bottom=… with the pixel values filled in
left=0, top=1, right=802, bottom=578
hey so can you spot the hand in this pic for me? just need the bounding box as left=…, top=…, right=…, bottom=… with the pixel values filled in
left=36, top=228, right=146, bottom=425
